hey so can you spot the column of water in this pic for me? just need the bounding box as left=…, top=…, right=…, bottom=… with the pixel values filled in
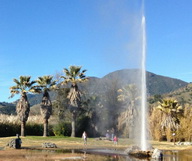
left=140, top=15, right=147, bottom=151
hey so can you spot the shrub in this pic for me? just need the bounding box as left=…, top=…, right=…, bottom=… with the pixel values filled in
left=25, top=124, right=44, bottom=136
left=0, top=123, right=20, bottom=137
left=53, top=122, right=71, bottom=136
left=149, top=107, right=163, bottom=140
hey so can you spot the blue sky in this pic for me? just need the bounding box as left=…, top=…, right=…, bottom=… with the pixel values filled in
left=0, top=0, right=192, bottom=102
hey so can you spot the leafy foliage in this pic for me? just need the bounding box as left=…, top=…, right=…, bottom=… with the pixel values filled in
left=157, top=98, right=183, bottom=131
left=53, top=122, right=71, bottom=136
left=117, top=84, right=140, bottom=138
left=8, top=70, right=187, bottom=108
left=0, top=102, right=16, bottom=115
left=35, top=75, right=56, bottom=137
left=36, top=75, right=56, bottom=119
left=150, top=98, right=184, bottom=141
left=36, top=75, right=56, bottom=93
left=10, top=76, right=38, bottom=136
left=0, top=69, right=190, bottom=139
left=9, top=76, right=36, bottom=98
left=60, top=65, right=88, bottom=137
left=61, top=66, right=88, bottom=85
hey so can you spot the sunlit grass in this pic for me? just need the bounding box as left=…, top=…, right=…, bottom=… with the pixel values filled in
left=0, top=136, right=133, bottom=149
left=0, top=114, right=191, bottom=151
left=0, top=136, right=191, bottom=151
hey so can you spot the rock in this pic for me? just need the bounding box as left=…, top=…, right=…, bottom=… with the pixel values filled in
left=6, top=138, right=21, bottom=149
left=124, top=147, right=132, bottom=154
left=42, top=142, right=57, bottom=148
left=95, top=137, right=103, bottom=141
left=6, top=139, right=16, bottom=148
left=129, top=150, right=151, bottom=158
left=176, top=142, right=192, bottom=146
left=184, top=142, right=192, bottom=145
left=125, top=146, right=152, bottom=159
left=176, top=141, right=183, bottom=145
left=151, top=148, right=163, bottom=159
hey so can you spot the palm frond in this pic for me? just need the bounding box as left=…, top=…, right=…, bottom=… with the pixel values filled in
left=13, top=78, right=20, bottom=86
left=29, top=80, right=36, bottom=86
left=10, top=75, right=37, bottom=97
left=61, top=65, right=88, bottom=89
left=36, top=75, right=56, bottom=93
left=63, top=68, right=70, bottom=76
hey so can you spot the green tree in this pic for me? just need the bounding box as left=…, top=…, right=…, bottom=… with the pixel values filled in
left=117, top=84, right=139, bottom=138
left=61, top=66, right=88, bottom=137
left=36, top=75, right=56, bottom=137
left=81, top=95, right=102, bottom=137
left=53, top=87, right=70, bottom=121
left=104, top=79, right=120, bottom=133
left=148, top=94, right=162, bottom=104
left=52, top=72, right=70, bottom=121
left=9, top=76, right=36, bottom=136
left=157, top=98, right=183, bottom=140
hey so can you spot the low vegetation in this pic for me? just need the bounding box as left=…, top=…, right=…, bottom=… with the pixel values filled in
left=1, top=67, right=192, bottom=144
left=0, top=136, right=191, bottom=151
left=0, top=114, right=53, bottom=137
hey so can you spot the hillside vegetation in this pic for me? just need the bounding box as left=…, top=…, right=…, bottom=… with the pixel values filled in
left=165, top=83, right=192, bottom=105
left=0, top=102, right=16, bottom=115
left=27, top=69, right=188, bottom=106
left=1, top=68, right=192, bottom=142
left=0, top=69, right=188, bottom=115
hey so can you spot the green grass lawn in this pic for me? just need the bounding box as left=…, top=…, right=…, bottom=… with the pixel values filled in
left=0, top=136, right=191, bottom=151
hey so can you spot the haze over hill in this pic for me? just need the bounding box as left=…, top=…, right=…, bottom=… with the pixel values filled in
left=0, top=69, right=188, bottom=116
left=1, top=69, right=187, bottom=109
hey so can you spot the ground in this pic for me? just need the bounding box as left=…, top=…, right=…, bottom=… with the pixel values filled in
left=0, top=136, right=191, bottom=150
left=0, top=136, right=192, bottom=160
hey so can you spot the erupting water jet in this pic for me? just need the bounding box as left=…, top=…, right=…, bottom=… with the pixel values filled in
left=140, top=15, right=147, bottom=151
left=125, top=2, right=163, bottom=159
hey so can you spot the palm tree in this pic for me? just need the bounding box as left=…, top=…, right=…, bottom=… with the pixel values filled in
left=61, top=66, right=88, bottom=137
left=9, top=76, right=36, bottom=136
left=117, top=84, right=139, bottom=138
left=157, top=98, right=183, bottom=133
left=36, top=75, right=56, bottom=137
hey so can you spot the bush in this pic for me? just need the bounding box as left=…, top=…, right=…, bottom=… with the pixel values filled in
left=53, top=122, right=71, bottom=136
left=25, top=124, right=44, bottom=136
left=26, top=123, right=54, bottom=136
left=76, top=116, right=87, bottom=137
left=0, top=123, right=20, bottom=137
left=0, top=122, right=55, bottom=137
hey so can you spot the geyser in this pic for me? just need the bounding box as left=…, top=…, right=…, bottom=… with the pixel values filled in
left=140, top=15, right=147, bottom=151
left=128, top=0, right=149, bottom=152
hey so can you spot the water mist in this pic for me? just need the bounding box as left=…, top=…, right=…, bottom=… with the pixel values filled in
left=131, top=1, right=149, bottom=151
left=140, top=15, right=147, bottom=151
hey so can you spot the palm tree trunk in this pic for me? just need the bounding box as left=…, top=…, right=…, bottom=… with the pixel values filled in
left=21, top=121, right=26, bottom=136
left=43, top=119, right=48, bottom=137
left=71, top=112, right=76, bottom=137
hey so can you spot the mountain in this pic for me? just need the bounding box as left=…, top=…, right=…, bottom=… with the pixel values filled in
left=0, top=69, right=188, bottom=114
left=146, top=72, right=188, bottom=95
left=0, top=102, right=16, bottom=115
left=83, top=69, right=188, bottom=96
left=17, top=69, right=190, bottom=106
left=164, top=83, right=192, bottom=104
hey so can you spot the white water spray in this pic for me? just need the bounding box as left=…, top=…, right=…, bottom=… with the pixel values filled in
left=140, top=15, right=147, bottom=151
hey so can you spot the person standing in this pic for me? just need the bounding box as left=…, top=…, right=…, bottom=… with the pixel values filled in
left=16, top=134, right=22, bottom=149
left=82, top=131, right=87, bottom=145
left=111, top=128, right=114, bottom=141
left=113, top=135, right=118, bottom=145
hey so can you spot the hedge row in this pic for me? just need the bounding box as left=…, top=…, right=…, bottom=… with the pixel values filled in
left=0, top=118, right=96, bottom=137
left=0, top=123, right=54, bottom=137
